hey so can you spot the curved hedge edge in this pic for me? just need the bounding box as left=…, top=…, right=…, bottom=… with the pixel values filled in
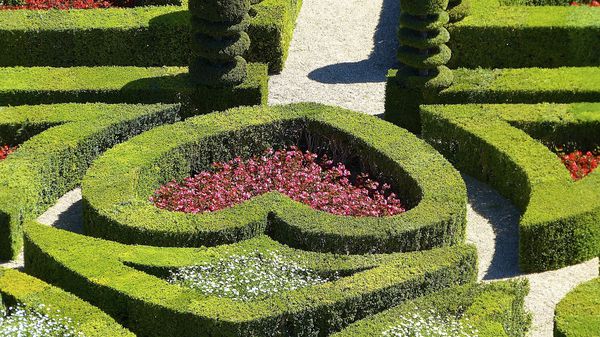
left=420, top=103, right=600, bottom=272
left=0, top=268, right=134, bottom=337
left=0, top=0, right=301, bottom=74
left=554, top=273, right=600, bottom=337
left=23, top=221, right=478, bottom=337
left=333, top=279, right=531, bottom=337
left=0, top=103, right=180, bottom=261
left=0, top=64, right=268, bottom=116
left=81, top=103, right=467, bottom=254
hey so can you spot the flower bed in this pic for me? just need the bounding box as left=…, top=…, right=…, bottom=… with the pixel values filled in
left=558, top=149, right=600, bottom=180
left=0, top=304, right=84, bottom=337
left=168, top=250, right=332, bottom=301
left=0, top=145, right=16, bottom=160
left=0, top=0, right=131, bottom=10
left=152, top=147, right=405, bottom=217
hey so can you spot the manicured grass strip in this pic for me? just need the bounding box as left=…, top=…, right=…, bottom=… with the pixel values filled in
left=334, top=280, right=531, bottom=337
left=554, top=275, right=600, bottom=337
left=0, top=268, right=134, bottom=337
left=0, top=64, right=268, bottom=116
left=23, top=221, right=478, bottom=337
left=447, top=0, right=600, bottom=68
left=421, top=103, right=600, bottom=272
left=384, top=67, right=600, bottom=132
left=82, top=103, right=467, bottom=254
left=0, top=103, right=180, bottom=260
left=0, top=0, right=301, bottom=73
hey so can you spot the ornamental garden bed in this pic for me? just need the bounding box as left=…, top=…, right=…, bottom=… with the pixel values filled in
left=420, top=103, right=600, bottom=272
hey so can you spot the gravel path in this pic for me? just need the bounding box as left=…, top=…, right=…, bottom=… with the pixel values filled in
left=465, top=175, right=599, bottom=337
left=268, top=0, right=399, bottom=115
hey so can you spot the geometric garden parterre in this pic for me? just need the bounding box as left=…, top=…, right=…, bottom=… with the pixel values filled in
left=0, top=0, right=599, bottom=335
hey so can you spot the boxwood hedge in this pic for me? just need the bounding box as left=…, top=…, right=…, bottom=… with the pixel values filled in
left=81, top=103, right=467, bottom=254
left=23, top=221, right=478, bottom=337
left=0, top=0, right=302, bottom=73
left=0, top=268, right=134, bottom=337
left=420, top=103, right=600, bottom=272
left=385, top=67, right=600, bottom=133
left=447, top=0, right=600, bottom=69
left=554, top=268, right=600, bottom=337
left=0, top=64, right=268, bottom=117
left=0, top=103, right=180, bottom=261
left=334, top=280, right=531, bottom=337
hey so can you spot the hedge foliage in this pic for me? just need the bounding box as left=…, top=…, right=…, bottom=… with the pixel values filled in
left=0, top=64, right=268, bottom=116
left=81, top=103, right=467, bottom=254
left=447, top=0, right=600, bottom=69
left=554, top=272, right=600, bottom=337
left=420, top=103, right=600, bottom=272
left=0, top=103, right=180, bottom=261
left=0, top=0, right=301, bottom=73
left=334, top=280, right=531, bottom=337
left=0, top=268, right=134, bottom=337
left=23, top=221, right=478, bottom=337
left=385, top=67, right=600, bottom=133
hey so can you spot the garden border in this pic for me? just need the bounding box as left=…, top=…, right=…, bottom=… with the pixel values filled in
left=82, top=103, right=467, bottom=254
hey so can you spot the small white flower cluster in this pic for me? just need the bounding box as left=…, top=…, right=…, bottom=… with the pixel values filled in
left=168, top=250, right=330, bottom=301
left=0, top=303, right=85, bottom=337
left=382, top=309, right=479, bottom=337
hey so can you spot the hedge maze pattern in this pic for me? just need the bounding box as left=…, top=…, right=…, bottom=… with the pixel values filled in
left=0, top=0, right=598, bottom=334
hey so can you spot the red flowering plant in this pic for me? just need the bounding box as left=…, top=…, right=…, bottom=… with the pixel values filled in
left=559, top=150, right=600, bottom=180
left=151, top=147, right=406, bottom=217
left=0, top=145, right=17, bottom=161
left=570, top=0, right=600, bottom=6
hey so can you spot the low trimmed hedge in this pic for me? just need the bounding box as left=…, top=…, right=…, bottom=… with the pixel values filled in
left=0, top=268, right=134, bottom=337
left=0, top=0, right=301, bottom=73
left=334, top=280, right=531, bottom=337
left=385, top=67, right=600, bottom=133
left=82, top=103, right=467, bottom=254
left=420, top=103, right=600, bottom=272
left=0, top=64, right=268, bottom=116
left=554, top=272, right=600, bottom=337
left=0, top=103, right=180, bottom=261
left=447, top=0, right=600, bottom=69
left=23, top=221, right=478, bottom=337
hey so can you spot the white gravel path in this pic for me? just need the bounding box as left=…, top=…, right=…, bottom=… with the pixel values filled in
left=465, top=175, right=599, bottom=337
left=268, top=0, right=399, bottom=115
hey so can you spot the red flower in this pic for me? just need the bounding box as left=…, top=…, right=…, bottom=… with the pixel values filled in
left=151, top=147, right=406, bottom=217
left=560, top=149, right=600, bottom=180
left=0, top=145, right=17, bottom=160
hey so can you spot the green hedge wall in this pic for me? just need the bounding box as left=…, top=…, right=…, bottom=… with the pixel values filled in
left=0, top=64, right=268, bottom=116
left=23, top=221, right=478, bottom=337
left=0, top=0, right=301, bottom=73
left=0, top=268, right=134, bottom=337
left=0, top=103, right=180, bottom=261
left=447, top=0, right=600, bottom=69
left=420, top=103, right=600, bottom=272
left=334, top=280, right=531, bottom=337
left=554, top=272, right=600, bottom=337
left=385, top=67, right=600, bottom=133
left=81, top=103, right=467, bottom=254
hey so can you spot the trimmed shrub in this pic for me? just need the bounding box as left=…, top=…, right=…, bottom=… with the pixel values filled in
left=554, top=273, right=600, bottom=337
left=0, top=268, right=134, bottom=337
left=0, top=103, right=180, bottom=261
left=420, top=103, right=600, bottom=272
left=188, top=0, right=250, bottom=86
left=0, top=0, right=301, bottom=73
left=385, top=67, right=600, bottom=133
left=0, top=64, right=268, bottom=116
left=23, top=221, right=478, bottom=337
left=333, top=280, right=531, bottom=337
left=447, top=0, right=600, bottom=68
left=81, top=103, right=467, bottom=254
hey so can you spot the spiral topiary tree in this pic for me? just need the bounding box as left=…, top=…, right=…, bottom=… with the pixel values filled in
left=188, top=0, right=251, bottom=87
left=396, top=0, right=453, bottom=90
